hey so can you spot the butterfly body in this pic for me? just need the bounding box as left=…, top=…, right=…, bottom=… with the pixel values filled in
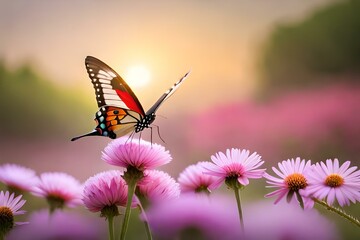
left=71, top=56, right=188, bottom=141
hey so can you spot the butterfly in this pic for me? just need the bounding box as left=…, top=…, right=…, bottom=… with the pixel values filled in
left=71, top=56, right=189, bottom=141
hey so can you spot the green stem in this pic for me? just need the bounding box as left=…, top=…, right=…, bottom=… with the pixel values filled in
left=120, top=178, right=137, bottom=240
left=137, top=204, right=153, bottom=240
left=314, top=198, right=360, bottom=227
left=233, top=188, right=245, bottom=232
left=108, top=215, right=115, bottom=240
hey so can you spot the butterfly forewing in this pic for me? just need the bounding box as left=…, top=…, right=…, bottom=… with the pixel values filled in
left=85, top=56, right=145, bottom=115
left=145, top=71, right=190, bottom=115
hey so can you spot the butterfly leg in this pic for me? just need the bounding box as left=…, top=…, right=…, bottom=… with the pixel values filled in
left=138, top=131, right=142, bottom=145
left=125, top=131, right=136, bottom=144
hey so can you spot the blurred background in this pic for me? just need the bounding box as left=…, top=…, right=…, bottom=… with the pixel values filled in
left=1, top=0, right=359, bottom=239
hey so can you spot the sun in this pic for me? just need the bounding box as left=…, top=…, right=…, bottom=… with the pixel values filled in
left=124, top=65, right=151, bottom=88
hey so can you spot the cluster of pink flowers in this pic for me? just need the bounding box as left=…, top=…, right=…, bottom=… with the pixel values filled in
left=265, top=158, right=360, bottom=209
left=0, top=164, right=82, bottom=211
left=178, top=149, right=265, bottom=194
left=146, top=195, right=338, bottom=240
left=81, top=137, right=178, bottom=215
left=1, top=138, right=359, bottom=239
left=0, top=163, right=84, bottom=238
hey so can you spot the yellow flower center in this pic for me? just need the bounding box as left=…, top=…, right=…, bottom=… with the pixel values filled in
left=284, top=173, right=307, bottom=191
left=325, top=174, right=344, bottom=188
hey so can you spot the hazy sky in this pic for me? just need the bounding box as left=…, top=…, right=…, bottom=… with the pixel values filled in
left=0, top=0, right=336, bottom=112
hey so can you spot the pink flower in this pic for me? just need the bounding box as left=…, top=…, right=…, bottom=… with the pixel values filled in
left=146, top=194, right=241, bottom=240
left=7, top=210, right=105, bottom=240
left=304, top=159, right=360, bottom=207
left=178, top=162, right=218, bottom=193
left=137, top=170, right=180, bottom=204
left=0, top=164, right=39, bottom=192
left=82, top=170, right=128, bottom=212
left=203, top=148, right=265, bottom=189
left=0, top=191, right=27, bottom=237
left=264, top=158, right=313, bottom=208
left=189, top=84, right=360, bottom=164
left=102, top=137, right=172, bottom=171
left=244, top=200, right=339, bottom=240
left=32, top=172, right=82, bottom=210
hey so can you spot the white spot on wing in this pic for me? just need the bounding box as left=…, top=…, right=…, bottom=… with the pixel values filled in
left=108, top=72, right=116, bottom=78
left=99, top=79, right=111, bottom=84
left=97, top=74, right=113, bottom=80
left=103, top=89, right=116, bottom=94
left=98, top=70, right=108, bottom=76
left=105, top=99, right=128, bottom=109
left=104, top=94, right=121, bottom=100
left=101, top=84, right=112, bottom=89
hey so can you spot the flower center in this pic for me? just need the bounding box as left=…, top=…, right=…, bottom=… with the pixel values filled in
left=325, top=174, right=344, bottom=188
left=0, top=206, right=14, bottom=235
left=225, top=163, right=244, bottom=178
left=100, top=204, right=120, bottom=219
left=284, top=173, right=307, bottom=191
left=195, top=185, right=210, bottom=194
left=47, top=195, right=66, bottom=213
left=180, top=226, right=206, bottom=240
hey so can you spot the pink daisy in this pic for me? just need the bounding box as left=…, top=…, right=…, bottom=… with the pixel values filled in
left=146, top=194, right=242, bottom=240
left=0, top=191, right=27, bottom=237
left=203, top=148, right=265, bottom=189
left=102, top=137, right=172, bottom=171
left=82, top=170, right=128, bottom=213
left=136, top=170, right=180, bottom=205
left=304, top=158, right=360, bottom=207
left=178, top=162, right=218, bottom=193
left=0, top=164, right=39, bottom=192
left=32, top=172, right=82, bottom=211
left=264, top=158, right=313, bottom=208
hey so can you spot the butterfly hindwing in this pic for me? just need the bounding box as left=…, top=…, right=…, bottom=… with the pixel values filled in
left=94, top=106, right=141, bottom=138
left=85, top=56, right=145, bottom=115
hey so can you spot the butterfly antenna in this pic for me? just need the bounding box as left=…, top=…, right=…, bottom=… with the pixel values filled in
left=71, top=130, right=99, bottom=141
left=153, top=124, right=165, bottom=144
left=157, top=114, right=168, bottom=120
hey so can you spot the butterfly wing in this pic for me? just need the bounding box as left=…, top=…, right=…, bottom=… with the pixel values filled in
left=71, top=57, right=146, bottom=141
left=145, top=71, right=190, bottom=115
left=85, top=56, right=145, bottom=115
left=95, top=106, right=142, bottom=138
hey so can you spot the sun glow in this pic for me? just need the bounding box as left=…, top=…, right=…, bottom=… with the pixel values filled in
left=124, top=65, right=151, bottom=88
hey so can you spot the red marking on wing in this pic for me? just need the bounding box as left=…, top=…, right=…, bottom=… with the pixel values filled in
left=115, top=89, right=144, bottom=115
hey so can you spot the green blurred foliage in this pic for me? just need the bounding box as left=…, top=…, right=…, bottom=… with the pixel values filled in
left=259, top=0, right=360, bottom=93
left=0, top=60, right=93, bottom=139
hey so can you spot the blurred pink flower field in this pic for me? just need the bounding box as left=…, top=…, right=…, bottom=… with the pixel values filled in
left=189, top=83, right=360, bottom=163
